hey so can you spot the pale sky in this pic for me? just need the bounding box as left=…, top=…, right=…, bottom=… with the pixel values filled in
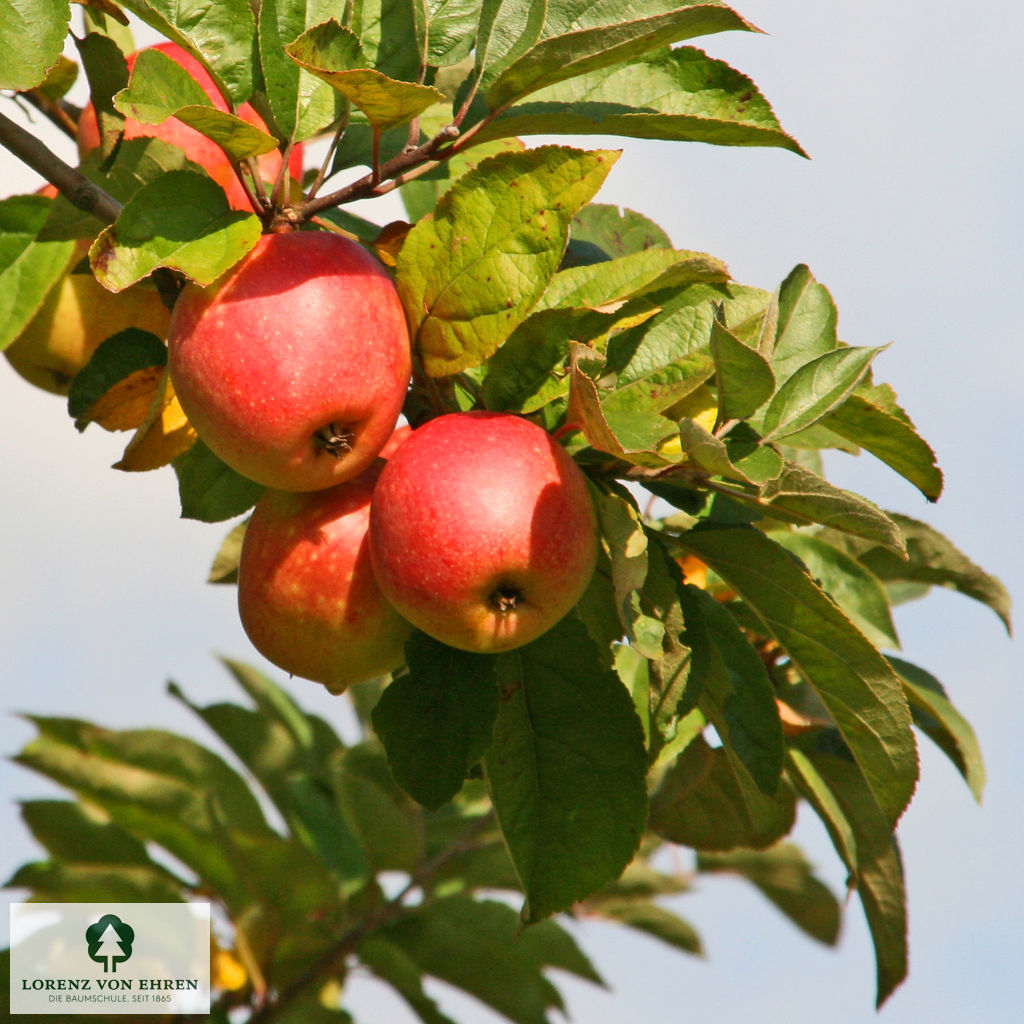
left=2, top=3, right=1022, bottom=1022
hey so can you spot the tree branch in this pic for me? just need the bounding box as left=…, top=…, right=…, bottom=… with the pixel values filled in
left=0, top=109, right=121, bottom=223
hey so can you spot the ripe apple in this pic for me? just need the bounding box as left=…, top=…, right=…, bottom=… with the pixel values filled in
left=77, top=41, right=303, bottom=211
left=368, top=411, right=599, bottom=653
left=238, top=455, right=413, bottom=692
left=4, top=237, right=171, bottom=395
left=166, top=230, right=412, bottom=491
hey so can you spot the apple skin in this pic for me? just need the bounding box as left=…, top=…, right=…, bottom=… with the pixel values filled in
left=4, top=238, right=171, bottom=395
left=166, top=231, right=412, bottom=492
left=76, top=42, right=303, bottom=211
left=238, top=457, right=413, bottom=692
left=368, top=411, right=599, bottom=653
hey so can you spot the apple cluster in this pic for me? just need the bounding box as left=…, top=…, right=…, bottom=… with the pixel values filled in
left=175, top=231, right=599, bottom=690
left=4, top=42, right=600, bottom=693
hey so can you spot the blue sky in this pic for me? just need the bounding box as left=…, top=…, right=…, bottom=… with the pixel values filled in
left=2, top=2, right=1021, bottom=1021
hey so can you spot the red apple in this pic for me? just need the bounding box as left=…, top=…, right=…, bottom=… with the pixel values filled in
left=167, top=230, right=412, bottom=491
left=77, top=41, right=303, bottom=211
left=368, top=411, right=599, bottom=653
left=238, top=456, right=413, bottom=692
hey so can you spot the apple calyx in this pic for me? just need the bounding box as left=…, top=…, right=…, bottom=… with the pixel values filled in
left=490, top=584, right=524, bottom=613
left=315, top=422, right=355, bottom=459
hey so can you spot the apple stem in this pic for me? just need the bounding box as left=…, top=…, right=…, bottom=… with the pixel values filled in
left=314, top=423, right=355, bottom=460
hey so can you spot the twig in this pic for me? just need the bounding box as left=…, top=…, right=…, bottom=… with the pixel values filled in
left=0, top=109, right=121, bottom=222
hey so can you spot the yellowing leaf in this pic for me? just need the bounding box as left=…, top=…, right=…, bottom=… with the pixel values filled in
left=115, top=371, right=197, bottom=472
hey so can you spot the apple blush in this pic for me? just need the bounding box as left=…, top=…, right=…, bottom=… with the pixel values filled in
left=167, top=231, right=412, bottom=492
left=368, top=411, right=599, bottom=653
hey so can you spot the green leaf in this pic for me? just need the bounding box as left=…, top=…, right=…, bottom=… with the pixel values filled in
left=760, top=345, right=885, bottom=441
left=787, top=738, right=908, bottom=1007
left=823, top=385, right=944, bottom=501
left=0, top=0, right=71, bottom=90
left=14, top=716, right=272, bottom=902
left=690, top=584, right=784, bottom=795
left=486, top=3, right=757, bottom=111
left=0, top=195, right=77, bottom=352
left=395, top=145, right=616, bottom=376
left=758, top=461, right=906, bottom=554
left=771, top=532, right=899, bottom=649
left=650, top=734, right=797, bottom=850
left=381, top=896, right=602, bottom=1024
left=771, top=264, right=838, bottom=383
left=115, top=50, right=280, bottom=161
left=476, top=46, right=805, bottom=155
left=358, top=936, right=459, bottom=1024
left=888, top=656, right=985, bottom=802
left=852, top=514, right=1013, bottom=633
left=676, top=524, right=919, bottom=829
left=115, top=0, right=256, bottom=104
left=537, top=246, right=728, bottom=312
left=259, top=0, right=345, bottom=141
left=570, top=202, right=672, bottom=256
left=173, top=438, right=265, bottom=522
left=90, top=171, right=260, bottom=291
left=66, top=328, right=167, bottom=430
left=710, top=309, right=775, bottom=420
left=286, top=20, right=444, bottom=132
left=484, top=617, right=648, bottom=920
left=372, top=632, right=500, bottom=810
left=697, top=843, right=841, bottom=946
left=586, top=898, right=703, bottom=955
left=39, top=137, right=209, bottom=241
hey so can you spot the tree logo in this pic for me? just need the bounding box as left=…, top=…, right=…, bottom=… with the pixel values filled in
left=85, top=914, right=135, bottom=973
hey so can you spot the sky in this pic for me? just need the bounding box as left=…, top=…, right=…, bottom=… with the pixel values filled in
left=2, top=2, right=1022, bottom=1022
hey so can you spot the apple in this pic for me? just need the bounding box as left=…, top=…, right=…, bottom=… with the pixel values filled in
left=238, top=454, right=413, bottom=692
left=4, top=237, right=171, bottom=395
left=77, top=41, right=303, bottom=211
left=166, top=230, right=412, bottom=491
left=368, top=411, right=599, bottom=653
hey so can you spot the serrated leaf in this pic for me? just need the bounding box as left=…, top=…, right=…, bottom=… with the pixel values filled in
left=173, top=438, right=265, bottom=522
left=676, top=524, right=919, bottom=829
left=761, top=345, right=884, bottom=441
left=484, top=617, right=648, bottom=920
left=0, top=195, right=77, bottom=351
left=697, top=843, right=841, bottom=946
left=287, top=20, right=444, bottom=131
left=771, top=264, right=838, bottom=382
left=650, top=734, right=797, bottom=851
left=396, top=146, right=615, bottom=376
left=372, top=632, right=500, bottom=810
left=689, top=584, right=784, bottom=795
left=90, top=172, right=259, bottom=291
left=759, top=461, right=906, bottom=553
left=476, top=46, right=805, bottom=156
left=381, top=895, right=602, bottom=1024
left=486, top=3, right=756, bottom=111
left=787, top=739, right=908, bottom=1007
left=259, top=0, right=345, bottom=141
left=66, top=328, right=168, bottom=431
left=0, top=0, right=71, bottom=90
left=888, top=656, right=985, bottom=803
left=851, top=514, right=1012, bottom=633
left=823, top=387, right=943, bottom=501
left=537, top=246, right=727, bottom=312
left=115, top=0, right=256, bottom=104
left=711, top=310, right=775, bottom=420
left=570, top=202, right=672, bottom=256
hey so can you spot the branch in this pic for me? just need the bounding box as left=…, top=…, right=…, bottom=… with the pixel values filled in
left=0, top=109, right=121, bottom=223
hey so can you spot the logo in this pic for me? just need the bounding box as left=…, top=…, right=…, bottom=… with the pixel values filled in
left=85, top=914, right=135, bottom=973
